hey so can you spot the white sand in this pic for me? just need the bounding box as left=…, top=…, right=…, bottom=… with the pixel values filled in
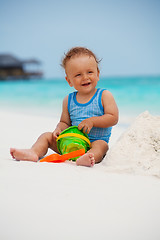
left=0, top=110, right=160, bottom=240
left=105, top=111, right=160, bottom=178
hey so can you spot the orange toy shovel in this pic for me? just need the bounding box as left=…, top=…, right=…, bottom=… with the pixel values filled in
left=39, top=149, right=85, bottom=163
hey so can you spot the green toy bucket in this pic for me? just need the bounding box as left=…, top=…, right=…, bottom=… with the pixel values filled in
left=56, top=126, right=91, bottom=161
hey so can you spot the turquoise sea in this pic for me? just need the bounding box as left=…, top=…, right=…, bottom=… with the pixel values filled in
left=0, top=76, right=160, bottom=121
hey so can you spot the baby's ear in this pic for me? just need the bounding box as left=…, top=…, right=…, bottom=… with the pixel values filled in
left=65, top=76, right=73, bottom=87
left=97, top=68, right=100, bottom=78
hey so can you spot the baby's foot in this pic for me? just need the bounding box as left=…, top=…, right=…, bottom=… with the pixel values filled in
left=10, top=148, right=39, bottom=162
left=76, top=152, right=95, bottom=167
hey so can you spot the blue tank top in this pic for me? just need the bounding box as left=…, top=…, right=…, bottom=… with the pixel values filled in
left=68, top=88, right=112, bottom=143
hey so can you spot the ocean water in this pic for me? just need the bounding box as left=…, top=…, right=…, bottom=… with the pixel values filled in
left=0, top=76, right=160, bottom=121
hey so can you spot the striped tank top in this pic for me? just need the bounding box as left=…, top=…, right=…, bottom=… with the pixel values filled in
left=68, top=88, right=112, bottom=143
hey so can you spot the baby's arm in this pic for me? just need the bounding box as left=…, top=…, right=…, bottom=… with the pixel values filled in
left=53, top=96, right=71, bottom=138
left=78, top=90, right=119, bottom=134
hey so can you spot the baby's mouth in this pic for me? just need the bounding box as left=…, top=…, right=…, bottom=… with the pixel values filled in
left=82, top=82, right=91, bottom=86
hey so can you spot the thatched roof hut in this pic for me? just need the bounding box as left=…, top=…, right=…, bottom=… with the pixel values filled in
left=0, top=54, right=43, bottom=80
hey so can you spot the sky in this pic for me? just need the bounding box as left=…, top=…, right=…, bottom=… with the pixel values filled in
left=1, top=0, right=160, bottom=78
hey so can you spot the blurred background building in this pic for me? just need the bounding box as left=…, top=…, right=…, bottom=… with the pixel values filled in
left=0, top=54, right=43, bottom=80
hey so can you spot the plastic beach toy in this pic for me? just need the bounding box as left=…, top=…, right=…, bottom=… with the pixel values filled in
left=56, top=126, right=91, bottom=161
left=40, top=126, right=91, bottom=163
left=39, top=149, right=85, bottom=163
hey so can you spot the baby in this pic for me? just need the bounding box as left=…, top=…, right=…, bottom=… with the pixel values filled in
left=10, top=47, right=119, bottom=167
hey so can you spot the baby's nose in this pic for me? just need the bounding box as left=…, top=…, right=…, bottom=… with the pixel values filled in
left=83, top=73, right=89, bottom=80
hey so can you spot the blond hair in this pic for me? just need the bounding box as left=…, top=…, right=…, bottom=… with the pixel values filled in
left=61, top=47, right=101, bottom=71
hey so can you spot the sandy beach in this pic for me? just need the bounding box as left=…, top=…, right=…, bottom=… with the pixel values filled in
left=0, top=110, right=160, bottom=240
left=1, top=0, right=160, bottom=238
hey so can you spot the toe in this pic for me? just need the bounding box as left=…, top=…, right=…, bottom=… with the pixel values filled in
left=10, top=148, right=15, bottom=158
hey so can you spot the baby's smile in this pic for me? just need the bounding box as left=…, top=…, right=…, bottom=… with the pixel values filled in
left=81, top=82, right=91, bottom=86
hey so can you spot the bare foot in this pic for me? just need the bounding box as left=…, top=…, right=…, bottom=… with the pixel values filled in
left=10, top=148, right=39, bottom=162
left=76, top=152, right=95, bottom=167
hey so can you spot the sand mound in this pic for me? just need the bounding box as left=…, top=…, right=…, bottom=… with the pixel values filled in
left=105, top=111, right=160, bottom=177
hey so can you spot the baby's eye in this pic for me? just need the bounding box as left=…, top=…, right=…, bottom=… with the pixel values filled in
left=88, top=71, right=93, bottom=74
left=75, top=73, right=81, bottom=77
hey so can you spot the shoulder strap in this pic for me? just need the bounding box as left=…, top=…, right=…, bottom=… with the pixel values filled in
left=68, top=92, right=76, bottom=114
left=67, top=92, right=72, bottom=114
left=98, top=89, right=106, bottom=112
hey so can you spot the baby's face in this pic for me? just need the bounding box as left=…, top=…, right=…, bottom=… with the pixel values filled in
left=65, top=55, right=99, bottom=94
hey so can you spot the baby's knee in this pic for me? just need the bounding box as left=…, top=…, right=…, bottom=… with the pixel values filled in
left=40, top=132, right=53, bottom=141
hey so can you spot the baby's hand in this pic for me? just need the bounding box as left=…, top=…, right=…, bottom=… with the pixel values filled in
left=52, top=128, right=62, bottom=139
left=78, top=118, right=93, bottom=134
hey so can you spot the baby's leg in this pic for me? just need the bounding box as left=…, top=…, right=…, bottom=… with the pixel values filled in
left=10, top=132, right=58, bottom=162
left=76, top=140, right=108, bottom=167
left=10, top=148, right=39, bottom=162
